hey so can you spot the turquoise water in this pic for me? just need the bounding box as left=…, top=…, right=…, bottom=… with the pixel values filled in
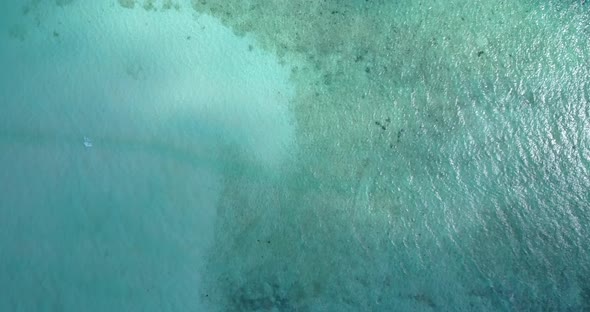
left=1, top=0, right=590, bottom=311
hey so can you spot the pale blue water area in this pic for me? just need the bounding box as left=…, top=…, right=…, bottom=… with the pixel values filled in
left=1, top=0, right=590, bottom=311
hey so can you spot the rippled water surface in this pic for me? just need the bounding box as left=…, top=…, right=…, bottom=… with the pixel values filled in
left=1, top=0, right=589, bottom=311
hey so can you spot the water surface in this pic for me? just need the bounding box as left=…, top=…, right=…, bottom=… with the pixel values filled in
left=1, top=0, right=589, bottom=311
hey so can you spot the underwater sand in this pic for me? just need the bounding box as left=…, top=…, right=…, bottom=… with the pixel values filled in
left=1, top=0, right=590, bottom=311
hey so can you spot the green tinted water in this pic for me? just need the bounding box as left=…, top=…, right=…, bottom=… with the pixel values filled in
left=1, top=0, right=589, bottom=311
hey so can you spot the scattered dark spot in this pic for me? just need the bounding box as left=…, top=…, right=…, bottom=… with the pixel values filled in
left=477, top=51, right=485, bottom=57
left=397, top=129, right=405, bottom=139
left=53, top=31, right=59, bottom=37
left=248, top=44, right=253, bottom=51
left=365, top=66, right=371, bottom=73
left=232, top=283, right=292, bottom=311
left=385, top=117, right=391, bottom=123
left=331, top=10, right=339, bottom=14
left=375, top=121, right=387, bottom=130
left=118, top=0, right=135, bottom=9
left=461, top=16, right=465, bottom=21
left=8, top=25, right=27, bottom=41
left=143, top=0, right=156, bottom=11
left=126, top=64, right=144, bottom=80
left=322, top=73, right=332, bottom=85
left=267, top=240, right=271, bottom=244
left=186, top=36, right=191, bottom=40
left=354, top=55, right=364, bottom=62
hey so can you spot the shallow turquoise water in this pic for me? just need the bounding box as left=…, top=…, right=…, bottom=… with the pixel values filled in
left=1, top=0, right=590, bottom=311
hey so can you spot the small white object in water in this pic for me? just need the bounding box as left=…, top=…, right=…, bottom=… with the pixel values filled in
left=83, top=137, right=93, bottom=148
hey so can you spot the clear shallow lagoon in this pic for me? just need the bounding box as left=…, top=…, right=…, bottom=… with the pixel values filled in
left=1, top=0, right=589, bottom=311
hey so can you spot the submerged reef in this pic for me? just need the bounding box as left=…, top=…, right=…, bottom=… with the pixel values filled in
left=192, top=0, right=590, bottom=311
